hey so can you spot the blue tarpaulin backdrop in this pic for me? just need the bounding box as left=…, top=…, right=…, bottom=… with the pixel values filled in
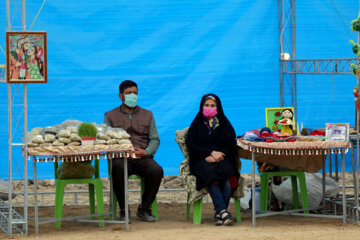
left=0, top=0, right=357, bottom=179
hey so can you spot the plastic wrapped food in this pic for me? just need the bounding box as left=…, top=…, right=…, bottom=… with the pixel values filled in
left=52, top=140, right=64, bottom=146
left=43, top=126, right=58, bottom=134
left=118, top=131, right=130, bottom=139
left=106, top=139, right=118, bottom=145
left=96, top=124, right=107, bottom=134
left=58, top=130, right=71, bottom=138
left=118, top=139, right=131, bottom=145
left=97, top=133, right=111, bottom=141
left=58, top=137, right=71, bottom=144
left=40, top=143, right=52, bottom=147
left=31, top=127, right=43, bottom=135
left=44, top=134, right=56, bottom=143
left=61, top=119, right=82, bottom=128
left=66, top=126, right=78, bottom=134
left=28, top=142, right=39, bottom=147
left=95, top=139, right=107, bottom=145
left=69, top=133, right=81, bottom=142
left=68, top=142, right=81, bottom=146
left=105, top=128, right=131, bottom=139
left=105, top=130, right=119, bottom=139
left=32, top=135, right=44, bottom=144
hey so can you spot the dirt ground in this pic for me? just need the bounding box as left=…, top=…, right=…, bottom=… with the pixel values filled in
left=1, top=173, right=360, bottom=239
left=2, top=203, right=360, bottom=240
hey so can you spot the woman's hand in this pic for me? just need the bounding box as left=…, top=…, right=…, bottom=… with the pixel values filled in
left=205, top=156, right=217, bottom=162
left=211, top=151, right=225, bottom=162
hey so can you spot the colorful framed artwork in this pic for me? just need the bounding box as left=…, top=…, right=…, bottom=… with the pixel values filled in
left=325, top=123, right=349, bottom=141
left=265, top=107, right=295, bottom=132
left=6, top=31, right=47, bottom=83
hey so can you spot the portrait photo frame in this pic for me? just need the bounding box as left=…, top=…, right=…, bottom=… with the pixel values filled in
left=6, top=31, right=47, bottom=84
left=325, top=123, right=349, bottom=141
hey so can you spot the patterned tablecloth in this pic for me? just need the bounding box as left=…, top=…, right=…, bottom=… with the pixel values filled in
left=237, top=139, right=351, bottom=172
left=27, top=144, right=134, bottom=162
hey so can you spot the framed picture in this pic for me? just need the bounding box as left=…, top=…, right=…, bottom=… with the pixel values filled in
left=325, top=123, right=349, bottom=141
left=265, top=107, right=295, bottom=132
left=6, top=31, right=47, bottom=83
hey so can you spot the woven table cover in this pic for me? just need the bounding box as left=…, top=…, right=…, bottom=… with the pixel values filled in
left=27, top=144, right=134, bottom=162
left=237, top=139, right=351, bottom=172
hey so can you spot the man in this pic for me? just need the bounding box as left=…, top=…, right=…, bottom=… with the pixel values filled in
left=104, top=80, right=163, bottom=222
left=9, top=37, right=31, bottom=80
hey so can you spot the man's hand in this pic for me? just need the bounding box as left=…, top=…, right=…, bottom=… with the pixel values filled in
left=133, top=147, right=147, bottom=158
left=210, top=151, right=225, bottom=162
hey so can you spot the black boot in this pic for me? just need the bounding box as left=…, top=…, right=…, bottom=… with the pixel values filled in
left=136, top=205, right=156, bottom=222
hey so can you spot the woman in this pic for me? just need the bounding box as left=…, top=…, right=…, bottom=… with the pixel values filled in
left=26, top=46, right=44, bottom=80
left=186, top=94, right=239, bottom=226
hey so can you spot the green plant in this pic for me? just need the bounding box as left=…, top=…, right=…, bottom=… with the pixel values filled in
left=77, top=123, right=98, bottom=138
left=351, top=16, right=360, bottom=32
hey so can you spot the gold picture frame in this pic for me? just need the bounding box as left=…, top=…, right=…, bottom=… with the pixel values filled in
left=6, top=31, right=47, bottom=83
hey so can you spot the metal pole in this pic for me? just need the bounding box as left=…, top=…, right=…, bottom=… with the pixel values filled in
left=7, top=85, right=12, bottom=237
left=23, top=84, right=28, bottom=235
left=124, top=156, right=129, bottom=232
left=329, top=152, right=333, bottom=178
left=22, top=0, right=28, bottom=234
left=356, top=0, right=360, bottom=223
left=108, top=158, right=114, bottom=220
left=292, top=0, right=297, bottom=118
left=33, top=160, right=38, bottom=235
left=352, top=142, right=358, bottom=220
left=335, top=152, right=339, bottom=182
left=322, top=155, right=326, bottom=214
left=342, top=152, right=346, bottom=224
left=278, top=0, right=283, bottom=107
left=6, top=0, right=10, bottom=28
left=251, top=151, right=256, bottom=227
left=6, top=0, right=12, bottom=236
left=22, top=0, right=26, bottom=30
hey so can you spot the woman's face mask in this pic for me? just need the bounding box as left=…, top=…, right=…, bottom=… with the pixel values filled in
left=203, top=107, right=217, bottom=118
left=124, top=93, right=138, bottom=108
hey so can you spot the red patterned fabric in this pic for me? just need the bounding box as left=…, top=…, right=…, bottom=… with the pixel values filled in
left=214, top=175, right=239, bottom=190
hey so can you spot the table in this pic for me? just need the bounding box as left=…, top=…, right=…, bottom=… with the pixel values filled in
left=27, top=144, right=133, bottom=235
left=237, top=138, right=351, bottom=227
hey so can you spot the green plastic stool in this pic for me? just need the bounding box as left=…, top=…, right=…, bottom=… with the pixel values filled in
left=54, top=159, right=105, bottom=227
left=111, top=174, right=158, bottom=220
left=186, top=193, right=241, bottom=224
left=260, top=171, right=309, bottom=214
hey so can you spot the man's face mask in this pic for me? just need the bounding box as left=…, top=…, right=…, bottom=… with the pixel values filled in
left=124, top=93, right=138, bottom=108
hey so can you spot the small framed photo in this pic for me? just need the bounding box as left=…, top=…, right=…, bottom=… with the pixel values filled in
left=6, top=31, right=47, bottom=83
left=325, top=123, right=349, bottom=141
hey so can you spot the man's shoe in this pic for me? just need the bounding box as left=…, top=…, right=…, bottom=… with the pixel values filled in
left=136, top=205, right=156, bottom=222
left=119, top=209, right=132, bottom=223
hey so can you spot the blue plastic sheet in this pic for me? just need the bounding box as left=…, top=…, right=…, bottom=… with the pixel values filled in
left=0, top=0, right=358, bottom=179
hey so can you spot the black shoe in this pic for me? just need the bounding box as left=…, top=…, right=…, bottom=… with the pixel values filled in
left=119, top=209, right=132, bottom=223
left=136, top=205, right=156, bottom=222
left=219, top=209, right=233, bottom=226
left=214, top=212, right=222, bottom=226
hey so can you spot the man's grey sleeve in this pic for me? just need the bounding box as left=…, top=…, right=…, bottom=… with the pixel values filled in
left=145, top=117, right=160, bottom=157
